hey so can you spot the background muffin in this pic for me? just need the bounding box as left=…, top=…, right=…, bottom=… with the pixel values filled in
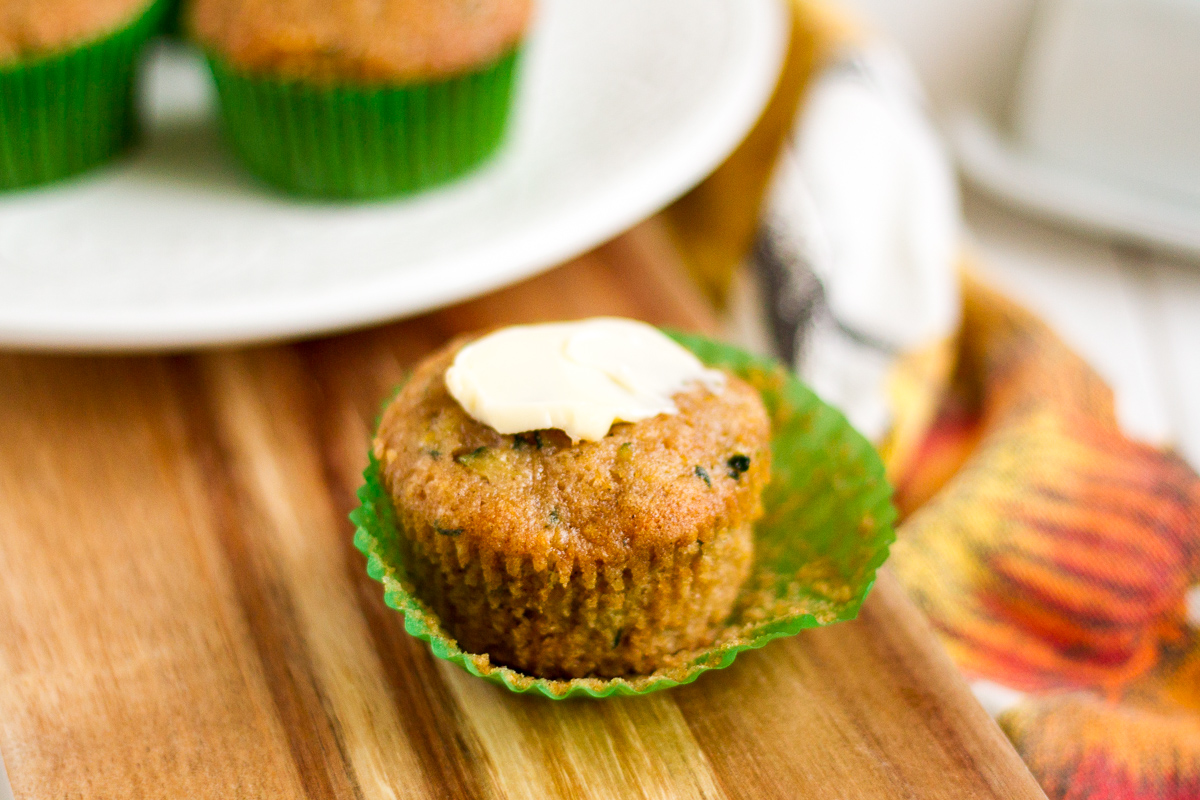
left=0, top=0, right=164, bottom=190
left=374, top=338, right=772, bottom=679
left=190, top=0, right=533, bottom=198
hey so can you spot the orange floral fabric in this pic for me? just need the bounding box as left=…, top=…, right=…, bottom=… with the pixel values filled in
left=891, top=276, right=1200, bottom=799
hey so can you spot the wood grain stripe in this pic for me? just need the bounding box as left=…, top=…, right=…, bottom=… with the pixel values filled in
left=442, top=663, right=725, bottom=800
left=173, top=358, right=359, bottom=800
left=0, top=357, right=305, bottom=798
left=304, top=331, right=492, bottom=800
left=198, top=351, right=435, bottom=800
left=674, top=573, right=1045, bottom=799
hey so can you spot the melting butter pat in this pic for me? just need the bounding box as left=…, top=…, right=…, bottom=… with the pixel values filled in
left=444, top=318, right=726, bottom=442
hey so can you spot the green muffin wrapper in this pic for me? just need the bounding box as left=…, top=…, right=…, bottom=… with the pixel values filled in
left=351, top=333, right=897, bottom=699
left=206, top=48, right=521, bottom=199
left=0, top=0, right=165, bottom=191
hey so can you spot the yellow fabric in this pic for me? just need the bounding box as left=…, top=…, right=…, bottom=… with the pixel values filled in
left=880, top=332, right=958, bottom=482
left=895, top=276, right=1200, bottom=800
left=663, top=0, right=858, bottom=308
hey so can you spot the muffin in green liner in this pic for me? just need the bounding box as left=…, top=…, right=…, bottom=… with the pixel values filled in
left=0, top=0, right=166, bottom=190
left=205, top=49, right=520, bottom=199
left=351, top=332, right=897, bottom=699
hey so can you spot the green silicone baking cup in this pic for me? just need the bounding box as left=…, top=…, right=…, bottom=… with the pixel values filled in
left=0, top=0, right=165, bottom=191
left=351, top=333, right=897, bottom=699
left=206, top=49, right=520, bottom=199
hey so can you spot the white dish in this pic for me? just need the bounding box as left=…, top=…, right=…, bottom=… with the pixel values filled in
left=0, top=0, right=787, bottom=351
left=951, top=109, right=1200, bottom=260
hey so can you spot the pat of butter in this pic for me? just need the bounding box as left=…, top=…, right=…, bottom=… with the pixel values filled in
left=445, top=318, right=726, bottom=442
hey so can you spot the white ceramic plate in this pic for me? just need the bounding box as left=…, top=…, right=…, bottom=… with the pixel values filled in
left=951, top=109, right=1200, bottom=260
left=0, top=0, right=787, bottom=351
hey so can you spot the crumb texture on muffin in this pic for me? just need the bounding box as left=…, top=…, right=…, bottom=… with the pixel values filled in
left=190, top=0, right=533, bottom=82
left=0, top=0, right=154, bottom=60
left=374, top=337, right=772, bottom=678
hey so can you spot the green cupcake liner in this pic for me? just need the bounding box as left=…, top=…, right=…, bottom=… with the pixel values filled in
left=206, top=49, right=521, bottom=199
left=0, top=0, right=165, bottom=191
left=351, top=333, right=897, bottom=699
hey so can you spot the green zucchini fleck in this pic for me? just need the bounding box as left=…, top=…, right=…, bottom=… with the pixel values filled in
left=727, top=454, right=751, bottom=480
left=695, top=465, right=712, bottom=488
left=455, top=446, right=488, bottom=466
left=513, top=432, right=547, bottom=450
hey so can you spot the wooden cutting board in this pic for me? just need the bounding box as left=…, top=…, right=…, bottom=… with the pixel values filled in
left=0, top=222, right=1046, bottom=800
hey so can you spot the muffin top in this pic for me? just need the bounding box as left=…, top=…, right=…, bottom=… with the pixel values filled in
left=0, top=0, right=153, bottom=61
left=190, top=0, right=533, bottom=83
left=374, top=336, right=772, bottom=568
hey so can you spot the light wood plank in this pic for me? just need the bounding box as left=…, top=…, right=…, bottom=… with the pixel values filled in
left=198, top=349, right=437, bottom=800
left=443, top=664, right=724, bottom=800
left=0, top=357, right=305, bottom=798
left=673, top=572, right=1044, bottom=799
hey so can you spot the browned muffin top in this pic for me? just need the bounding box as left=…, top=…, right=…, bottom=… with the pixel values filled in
left=374, top=338, right=772, bottom=569
left=0, top=0, right=152, bottom=60
left=190, top=0, right=533, bottom=83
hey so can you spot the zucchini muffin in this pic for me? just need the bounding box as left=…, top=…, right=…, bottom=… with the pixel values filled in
left=0, top=0, right=163, bottom=189
left=189, top=0, right=533, bottom=198
left=373, top=326, right=772, bottom=679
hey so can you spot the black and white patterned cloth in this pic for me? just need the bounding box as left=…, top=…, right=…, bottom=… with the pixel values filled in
left=752, top=46, right=961, bottom=441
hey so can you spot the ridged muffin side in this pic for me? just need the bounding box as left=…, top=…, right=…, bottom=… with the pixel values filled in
left=0, top=0, right=164, bottom=190
left=374, top=337, right=771, bottom=679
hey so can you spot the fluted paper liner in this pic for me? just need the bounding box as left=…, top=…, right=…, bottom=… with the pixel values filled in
left=351, top=333, right=896, bottom=698
left=0, top=0, right=165, bottom=190
left=206, top=48, right=520, bottom=199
